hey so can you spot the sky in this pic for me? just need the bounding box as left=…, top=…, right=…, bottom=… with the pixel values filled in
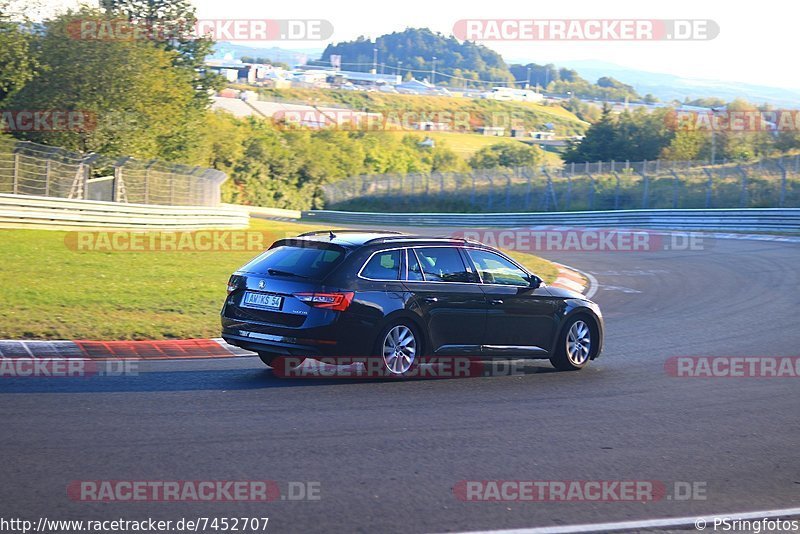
left=37, top=0, right=800, bottom=90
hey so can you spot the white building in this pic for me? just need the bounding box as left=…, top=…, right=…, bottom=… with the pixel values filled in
left=484, top=87, right=544, bottom=103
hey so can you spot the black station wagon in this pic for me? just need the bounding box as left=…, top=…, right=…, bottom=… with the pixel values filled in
left=222, top=231, right=603, bottom=376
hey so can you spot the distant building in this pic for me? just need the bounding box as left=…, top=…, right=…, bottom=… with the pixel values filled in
left=484, top=87, right=544, bottom=103
left=418, top=137, right=436, bottom=148
left=269, top=78, right=292, bottom=89
left=395, top=79, right=450, bottom=96
left=333, top=70, right=401, bottom=86
left=531, top=131, right=556, bottom=140
left=205, top=62, right=256, bottom=84
left=292, top=69, right=329, bottom=86
left=296, top=66, right=401, bottom=87
left=476, top=126, right=505, bottom=136
left=415, top=121, right=451, bottom=132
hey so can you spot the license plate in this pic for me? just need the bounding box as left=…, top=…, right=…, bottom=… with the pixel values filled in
left=242, top=291, right=283, bottom=310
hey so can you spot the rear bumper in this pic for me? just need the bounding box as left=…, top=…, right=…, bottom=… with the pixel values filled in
left=222, top=331, right=324, bottom=356
left=221, top=316, right=374, bottom=357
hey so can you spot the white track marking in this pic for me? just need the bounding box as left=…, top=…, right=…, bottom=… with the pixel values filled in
left=441, top=506, right=800, bottom=534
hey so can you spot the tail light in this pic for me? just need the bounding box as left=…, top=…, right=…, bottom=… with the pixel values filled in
left=294, top=292, right=354, bottom=312
left=227, top=275, right=241, bottom=294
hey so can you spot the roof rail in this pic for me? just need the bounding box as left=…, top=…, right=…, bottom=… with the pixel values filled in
left=296, top=229, right=405, bottom=238
left=434, top=234, right=482, bottom=244
left=363, top=235, right=469, bottom=245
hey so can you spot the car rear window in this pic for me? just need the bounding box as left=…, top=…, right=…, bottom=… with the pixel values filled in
left=240, top=243, right=345, bottom=280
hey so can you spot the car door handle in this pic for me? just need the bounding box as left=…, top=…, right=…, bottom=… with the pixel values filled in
left=490, top=299, right=503, bottom=305
left=424, top=297, right=439, bottom=303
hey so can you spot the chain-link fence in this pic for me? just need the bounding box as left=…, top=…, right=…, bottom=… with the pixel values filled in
left=0, top=139, right=227, bottom=206
left=322, top=156, right=800, bottom=212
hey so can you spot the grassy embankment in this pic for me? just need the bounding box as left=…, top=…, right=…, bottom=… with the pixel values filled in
left=247, top=86, right=585, bottom=164
left=0, top=219, right=558, bottom=340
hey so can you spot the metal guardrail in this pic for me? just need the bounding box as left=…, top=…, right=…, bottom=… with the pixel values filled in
left=224, top=204, right=301, bottom=219
left=301, top=208, right=800, bottom=233
left=0, top=194, right=250, bottom=229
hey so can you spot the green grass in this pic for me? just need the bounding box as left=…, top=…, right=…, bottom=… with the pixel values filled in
left=390, top=131, right=513, bottom=157
left=381, top=131, right=564, bottom=166
left=0, top=219, right=558, bottom=340
left=251, top=86, right=589, bottom=137
left=505, top=251, right=559, bottom=286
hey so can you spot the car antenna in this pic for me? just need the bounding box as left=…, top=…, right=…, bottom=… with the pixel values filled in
left=329, top=230, right=336, bottom=239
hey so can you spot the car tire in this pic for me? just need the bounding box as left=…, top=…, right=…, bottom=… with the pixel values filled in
left=374, top=321, right=421, bottom=378
left=550, top=316, right=594, bottom=371
left=257, top=352, right=306, bottom=369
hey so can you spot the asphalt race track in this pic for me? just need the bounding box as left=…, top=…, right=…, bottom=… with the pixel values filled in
left=2, top=234, right=799, bottom=533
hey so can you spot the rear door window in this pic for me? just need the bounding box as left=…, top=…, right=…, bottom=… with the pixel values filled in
left=414, top=247, right=474, bottom=283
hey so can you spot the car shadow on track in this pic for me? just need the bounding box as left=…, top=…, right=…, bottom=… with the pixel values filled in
left=0, top=360, right=561, bottom=394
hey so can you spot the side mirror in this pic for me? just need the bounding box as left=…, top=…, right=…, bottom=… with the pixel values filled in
left=529, top=275, right=543, bottom=288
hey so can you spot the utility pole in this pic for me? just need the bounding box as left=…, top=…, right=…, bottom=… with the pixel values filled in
left=526, top=67, right=531, bottom=89
left=372, top=47, right=377, bottom=74
left=431, top=56, right=437, bottom=85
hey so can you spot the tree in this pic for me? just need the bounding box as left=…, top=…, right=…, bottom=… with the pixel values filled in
left=508, top=63, right=559, bottom=88
left=100, top=0, right=223, bottom=108
left=320, top=28, right=515, bottom=88
left=564, top=106, right=676, bottom=162
left=469, top=142, right=542, bottom=169
left=661, top=129, right=708, bottom=161
left=561, top=96, right=601, bottom=123
left=199, top=112, right=463, bottom=209
left=0, top=0, right=37, bottom=105
left=597, top=76, right=634, bottom=93
left=612, top=108, right=674, bottom=161
left=9, top=8, right=200, bottom=159
left=711, top=99, right=774, bottom=161
left=563, top=104, right=619, bottom=162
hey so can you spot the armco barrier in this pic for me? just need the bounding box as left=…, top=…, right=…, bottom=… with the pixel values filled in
left=224, top=204, right=301, bottom=220
left=0, top=194, right=250, bottom=230
left=301, top=208, right=800, bottom=233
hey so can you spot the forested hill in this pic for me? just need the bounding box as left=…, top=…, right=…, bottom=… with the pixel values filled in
left=319, top=28, right=515, bottom=87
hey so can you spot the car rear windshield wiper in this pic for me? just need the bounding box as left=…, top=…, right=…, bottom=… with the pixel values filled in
left=267, top=268, right=309, bottom=279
